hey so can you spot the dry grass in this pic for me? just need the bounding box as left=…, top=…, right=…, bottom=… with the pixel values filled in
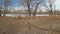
left=0, top=16, right=60, bottom=34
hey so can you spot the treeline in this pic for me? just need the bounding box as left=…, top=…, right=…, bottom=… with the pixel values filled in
left=0, top=0, right=12, bottom=16
left=0, top=0, right=59, bottom=16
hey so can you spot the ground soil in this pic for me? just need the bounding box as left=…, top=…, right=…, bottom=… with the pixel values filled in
left=0, top=16, right=60, bottom=34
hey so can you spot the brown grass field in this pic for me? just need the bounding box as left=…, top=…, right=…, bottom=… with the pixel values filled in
left=0, top=16, right=60, bottom=34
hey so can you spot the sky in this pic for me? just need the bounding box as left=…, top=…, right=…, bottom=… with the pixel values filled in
left=55, top=0, right=60, bottom=9
left=13, top=0, right=60, bottom=10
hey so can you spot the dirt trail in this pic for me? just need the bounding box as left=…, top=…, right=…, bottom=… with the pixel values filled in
left=0, top=16, right=60, bottom=34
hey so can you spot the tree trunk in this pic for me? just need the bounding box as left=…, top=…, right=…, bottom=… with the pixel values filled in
left=27, top=0, right=31, bottom=16
left=0, top=10, right=1, bottom=16
left=49, top=4, right=53, bottom=16
left=50, top=10, right=53, bottom=16
left=3, top=7, right=7, bottom=16
left=28, top=4, right=31, bottom=16
left=50, top=8, right=53, bottom=16
left=3, top=9, right=6, bottom=16
left=33, top=3, right=39, bottom=16
left=3, top=12, right=6, bottom=16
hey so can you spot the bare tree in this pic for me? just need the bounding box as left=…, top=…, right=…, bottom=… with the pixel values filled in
left=0, top=7, right=1, bottom=16
left=18, top=0, right=45, bottom=16
left=18, top=0, right=31, bottom=16
left=27, top=0, right=31, bottom=16
left=29, top=0, right=45, bottom=16
left=53, top=4, right=56, bottom=15
left=33, top=0, right=41, bottom=16
left=43, top=0, right=56, bottom=16
left=1, top=0, right=12, bottom=16
left=0, top=0, right=3, bottom=16
left=27, top=0, right=44, bottom=16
